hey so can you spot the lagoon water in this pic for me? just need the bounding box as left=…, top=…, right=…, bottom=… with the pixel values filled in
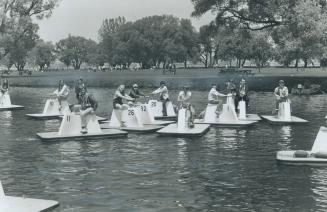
left=0, top=87, right=327, bottom=212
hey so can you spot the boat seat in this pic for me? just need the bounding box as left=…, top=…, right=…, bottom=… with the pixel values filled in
left=313, top=151, right=327, bottom=159
left=294, top=150, right=309, bottom=158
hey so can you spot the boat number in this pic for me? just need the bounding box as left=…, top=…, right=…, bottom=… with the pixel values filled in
left=66, top=115, right=71, bottom=122
left=151, top=102, right=156, bottom=107
left=128, top=110, right=135, bottom=116
left=141, top=105, right=147, bottom=112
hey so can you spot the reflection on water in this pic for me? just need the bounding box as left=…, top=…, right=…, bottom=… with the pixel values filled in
left=0, top=87, right=326, bottom=211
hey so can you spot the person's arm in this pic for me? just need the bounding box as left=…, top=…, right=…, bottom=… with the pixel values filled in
left=184, top=91, right=192, bottom=101
left=152, top=87, right=163, bottom=94
left=89, top=95, right=98, bottom=111
left=177, top=92, right=183, bottom=102
left=284, top=87, right=289, bottom=97
left=123, top=93, right=134, bottom=101
left=215, top=90, right=226, bottom=97
left=274, top=87, right=280, bottom=98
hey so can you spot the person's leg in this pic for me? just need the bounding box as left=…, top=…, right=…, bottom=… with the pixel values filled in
left=189, top=105, right=195, bottom=128
left=244, top=95, right=249, bottom=107
left=80, top=108, right=93, bottom=133
left=162, top=98, right=168, bottom=116
left=234, top=96, right=240, bottom=111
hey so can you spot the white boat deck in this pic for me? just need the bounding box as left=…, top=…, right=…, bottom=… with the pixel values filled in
left=194, top=119, right=257, bottom=127
left=157, top=123, right=210, bottom=136
left=100, top=122, right=163, bottom=133
left=261, top=115, right=309, bottom=124
left=0, top=105, right=24, bottom=111
left=37, top=129, right=127, bottom=141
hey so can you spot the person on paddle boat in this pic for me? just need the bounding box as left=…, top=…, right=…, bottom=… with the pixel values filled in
left=226, top=79, right=237, bottom=95
left=235, top=79, right=249, bottom=111
left=209, top=84, right=228, bottom=117
left=0, top=77, right=9, bottom=94
left=151, top=81, right=170, bottom=116
left=75, top=78, right=87, bottom=104
left=113, top=85, right=135, bottom=127
left=129, top=84, right=147, bottom=103
left=178, top=85, right=195, bottom=128
left=274, top=80, right=289, bottom=113
left=52, top=80, right=70, bottom=111
left=76, top=87, right=98, bottom=134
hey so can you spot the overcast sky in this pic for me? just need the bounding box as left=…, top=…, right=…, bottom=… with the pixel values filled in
left=36, top=0, right=214, bottom=43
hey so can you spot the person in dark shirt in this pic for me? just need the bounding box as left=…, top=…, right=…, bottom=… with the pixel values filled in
left=78, top=88, right=98, bottom=134
left=129, top=84, right=146, bottom=103
left=75, top=78, right=87, bottom=104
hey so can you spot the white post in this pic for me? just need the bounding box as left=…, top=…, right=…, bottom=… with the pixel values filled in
left=0, top=181, right=5, bottom=197
left=178, top=108, right=186, bottom=131
left=239, top=100, right=246, bottom=119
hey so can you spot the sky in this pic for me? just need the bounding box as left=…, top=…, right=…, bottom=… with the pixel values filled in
left=36, top=0, right=215, bottom=43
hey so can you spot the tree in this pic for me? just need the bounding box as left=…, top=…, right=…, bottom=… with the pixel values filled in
left=56, top=35, right=98, bottom=70
left=0, top=0, right=59, bottom=60
left=28, top=40, right=55, bottom=71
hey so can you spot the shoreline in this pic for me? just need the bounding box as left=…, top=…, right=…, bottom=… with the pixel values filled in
left=3, top=68, right=327, bottom=91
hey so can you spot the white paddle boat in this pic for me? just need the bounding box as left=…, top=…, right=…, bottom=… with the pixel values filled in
left=148, top=100, right=177, bottom=120
left=277, top=126, right=327, bottom=165
left=194, top=96, right=257, bottom=127
left=101, top=105, right=164, bottom=133
left=37, top=111, right=127, bottom=141
left=157, top=108, right=210, bottom=136
left=0, top=91, right=24, bottom=111
left=26, top=98, right=70, bottom=119
left=0, top=181, right=59, bottom=212
left=261, top=101, right=308, bottom=124
left=236, top=100, right=261, bottom=121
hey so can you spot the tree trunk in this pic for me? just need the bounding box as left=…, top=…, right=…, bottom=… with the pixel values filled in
left=304, top=58, right=308, bottom=68
left=184, top=60, right=187, bottom=69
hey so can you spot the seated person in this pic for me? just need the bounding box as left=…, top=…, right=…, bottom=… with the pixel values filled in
left=77, top=88, right=98, bottom=134
left=235, top=79, right=249, bottom=111
left=208, top=84, right=227, bottom=117
left=178, top=86, right=195, bottom=128
left=0, top=78, right=9, bottom=94
left=113, top=85, right=134, bottom=127
left=129, top=84, right=146, bottom=103
left=75, top=78, right=87, bottom=104
left=274, top=80, right=289, bottom=113
left=151, top=81, right=170, bottom=116
left=53, top=80, right=70, bottom=110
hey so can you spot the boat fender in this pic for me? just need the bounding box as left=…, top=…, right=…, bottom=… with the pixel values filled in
left=294, top=150, right=309, bottom=158
left=313, top=151, right=327, bottom=159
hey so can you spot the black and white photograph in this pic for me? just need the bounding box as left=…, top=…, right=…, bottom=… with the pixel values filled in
left=0, top=0, right=327, bottom=211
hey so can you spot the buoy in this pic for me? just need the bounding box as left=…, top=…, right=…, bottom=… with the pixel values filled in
left=237, top=100, right=261, bottom=121
left=0, top=181, right=59, bottom=211
left=194, top=96, right=257, bottom=127
left=157, top=108, right=210, bottom=136
left=276, top=126, right=327, bottom=165
left=101, top=106, right=163, bottom=133
left=37, top=111, right=127, bottom=141
left=26, top=98, right=69, bottom=119
left=0, top=92, right=24, bottom=111
left=148, top=100, right=177, bottom=120
left=262, top=101, right=308, bottom=124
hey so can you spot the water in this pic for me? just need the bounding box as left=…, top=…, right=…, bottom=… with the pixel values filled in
left=0, top=87, right=327, bottom=212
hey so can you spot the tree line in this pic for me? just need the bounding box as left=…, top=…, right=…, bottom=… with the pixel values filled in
left=1, top=0, right=327, bottom=72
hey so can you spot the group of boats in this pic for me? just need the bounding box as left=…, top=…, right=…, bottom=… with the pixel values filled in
left=0, top=86, right=326, bottom=211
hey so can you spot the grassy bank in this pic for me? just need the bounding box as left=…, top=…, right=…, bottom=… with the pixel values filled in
left=3, top=67, right=327, bottom=91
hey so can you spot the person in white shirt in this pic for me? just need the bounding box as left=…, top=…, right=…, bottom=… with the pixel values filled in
left=53, top=80, right=69, bottom=110
left=208, top=84, right=227, bottom=104
left=274, top=80, right=289, bottom=112
left=113, top=84, right=134, bottom=127
left=151, top=81, right=170, bottom=116
left=178, top=86, right=195, bottom=127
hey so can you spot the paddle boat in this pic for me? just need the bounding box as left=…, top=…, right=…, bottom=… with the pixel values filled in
left=261, top=100, right=308, bottom=124
left=236, top=100, right=261, bottom=121
left=137, top=103, right=175, bottom=125
left=0, top=181, right=59, bottom=211
left=101, top=105, right=164, bottom=133
left=0, top=91, right=24, bottom=111
left=26, top=98, right=70, bottom=119
left=37, top=111, right=127, bottom=141
left=194, top=96, right=257, bottom=127
left=157, top=107, right=210, bottom=136
left=276, top=125, right=327, bottom=165
left=148, top=99, right=177, bottom=120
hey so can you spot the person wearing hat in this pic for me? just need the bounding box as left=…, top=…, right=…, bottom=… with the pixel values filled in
left=178, top=86, right=195, bottom=127
left=113, top=84, right=135, bottom=127
left=129, top=84, right=146, bottom=103
left=274, top=80, right=289, bottom=112
left=77, top=87, right=98, bottom=134
left=235, top=79, right=249, bottom=110
left=151, top=81, right=170, bottom=116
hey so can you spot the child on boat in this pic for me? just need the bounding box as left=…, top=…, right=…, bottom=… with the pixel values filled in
left=235, top=79, right=249, bottom=111
left=151, top=81, right=170, bottom=116
left=274, top=80, right=289, bottom=113
left=129, top=84, right=147, bottom=103
left=178, top=85, right=195, bottom=128
left=113, top=85, right=134, bottom=127
left=53, top=80, right=70, bottom=111
left=78, top=88, right=98, bottom=134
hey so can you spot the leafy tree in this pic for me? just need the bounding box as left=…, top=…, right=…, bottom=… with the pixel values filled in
left=56, top=35, right=98, bottom=70
left=28, top=40, right=55, bottom=70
